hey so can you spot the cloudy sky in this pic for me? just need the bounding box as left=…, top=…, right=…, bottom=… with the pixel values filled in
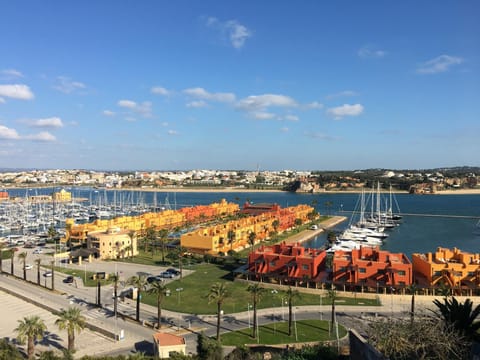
left=0, top=1, right=478, bottom=171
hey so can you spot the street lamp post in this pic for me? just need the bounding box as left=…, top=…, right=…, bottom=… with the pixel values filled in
left=247, top=303, right=252, bottom=328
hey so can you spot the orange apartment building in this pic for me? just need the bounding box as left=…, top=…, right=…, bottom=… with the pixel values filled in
left=332, top=246, right=412, bottom=290
left=180, top=204, right=316, bottom=254
left=248, top=242, right=327, bottom=286
left=412, top=247, right=480, bottom=295
left=247, top=244, right=412, bottom=290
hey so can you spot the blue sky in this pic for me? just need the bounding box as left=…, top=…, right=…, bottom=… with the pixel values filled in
left=0, top=1, right=478, bottom=171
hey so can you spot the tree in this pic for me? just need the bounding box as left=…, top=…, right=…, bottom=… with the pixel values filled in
left=127, top=230, right=136, bottom=259
left=294, top=218, right=302, bottom=228
left=126, top=275, right=148, bottom=322
left=144, top=226, right=157, bottom=257
left=18, top=251, right=28, bottom=280
left=208, top=282, right=228, bottom=341
left=47, top=224, right=57, bottom=242
left=286, top=287, right=300, bottom=336
left=327, top=286, right=337, bottom=334
left=367, top=317, right=470, bottom=360
left=35, top=258, right=41, bottom=285
left=433, top=296, right=480, bottom=341
left=50, top=260, right=55, bottom=291
left=15, top=315, right=47, bottom=360
left=0, top=242, right=5, bottom=273
left=10, top=248, right=15, bottom=275
left=246, top=283, right=265, bottom=339
left=247, top=232, right=256, bottom=253
left=407, top=284, right=419, bottom=323
left=147, top=281, right=168, bottom=329
left=55, top=307, right=86, bottom=353
left=0, top=338, right=23, bottom=360
left=227, top=230, right=236, bottom=251
left=157, top=228, right=169, bottom=263
left=272, top=220, right=280, bottom=234
left=197, top=332, right=222, bottom=360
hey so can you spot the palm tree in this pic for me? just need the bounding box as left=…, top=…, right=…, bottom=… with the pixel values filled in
left=208, top=282, right=228, bottom=341
left=35, top=258, right=41, bottom=285
left=158, top=228, right=169, bottom=263
left=433, top=296, right=480, bottom=341
left=50, top=260, right=55, bottom=291
left=126, top=275, right=148, bottom=322
left=18, top=251, right=27, bottom=280
left=10, top=248, right=15, bottom=275
left=15, top=315, right=47, bottom=359
left=127, top=230, right=136, bottom=259
left=227, top=230, right=236, bottom=251
left=55, top=307, right=86, bottom=352
left=272, top=220, right=280, bottom=234
left=328, top=286, right=338, bottom=335
left=248, top=232, right=256, bottom=253
left=286, top=287, right=300, bottom=336
left=247, top=283, right=265, bottom=339
left=147, top=281, right=168, bottom=329
left=408, top=284, right=419, bottom=323
left=0, top=242, right=5, bottom=273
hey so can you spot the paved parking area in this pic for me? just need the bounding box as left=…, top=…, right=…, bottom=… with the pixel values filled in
left=0, top=290, right=126, bottom=358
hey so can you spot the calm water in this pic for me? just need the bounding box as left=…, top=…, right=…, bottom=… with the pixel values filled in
left=8, top=188, right=480, bottom=256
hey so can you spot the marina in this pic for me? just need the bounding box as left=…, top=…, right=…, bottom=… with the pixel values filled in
left=0, top=187, right=479, bottom=256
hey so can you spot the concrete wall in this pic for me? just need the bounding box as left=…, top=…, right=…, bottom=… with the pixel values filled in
left=349, top=329, right=387, bottom=360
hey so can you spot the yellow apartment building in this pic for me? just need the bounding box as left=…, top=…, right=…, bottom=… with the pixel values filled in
left=53, top=189, right=72, bottom=202
left=180, top=205, right=315, bottom=254
left=86, top=226, right=138, bottom=260
left=412, top=247, right=480, bottom=295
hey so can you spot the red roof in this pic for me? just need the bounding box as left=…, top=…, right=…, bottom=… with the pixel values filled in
left=152, top=332, right=185, bottom=346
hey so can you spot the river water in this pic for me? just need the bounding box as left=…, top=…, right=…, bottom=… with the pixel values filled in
left=7, top=187, right=480, bottom=256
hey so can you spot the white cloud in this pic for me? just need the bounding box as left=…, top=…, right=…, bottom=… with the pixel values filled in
left=417, top=55, right=464, bottom=74
left=151, top=86, right=171, bottom=96
left=183, top=87, right=235, bottom=103
left=28, top=117, right=64, bottom=128
left=186, top=100, right=208, bottom=108
left=205, top=17, right=252, bottom=49
left=358, top=46, right=386, bottom=59
left=306, top=101, right=324, bottom=109
left=53, top=76, right=86, bottom=93
left=0, top=125, right=20, bottom=139
left=0, top=98, right=5, bottom=104
left=327, top=103, right=364, bottom=119
left=24, top=131, right=56, bottom=142
left=103, top=110, right=115, bottom=117
left=117, top=99, right=152, bottom=117
left=284, top=114, right=299, bottom=122
left=250, top=111, right=276, bottom=120
left=280, top=127, right=289, bottom=133
left=1, top=69, right=24, bottom=78
left=0, top=84, right=34, bottom=100
left=168, top=130, right=179, bottom=135
left=237, top=94, right=297, bottom=112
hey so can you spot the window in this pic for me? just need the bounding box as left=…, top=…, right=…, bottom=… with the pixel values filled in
left=359, top=268, right=366, bottom=273
left=398, top=270, right=406, bottom=276
left=270, top=261, right=276, bottom=267
left=302, top=264, right=309, bottom=270
left=434, top=271, right=442, bottom=276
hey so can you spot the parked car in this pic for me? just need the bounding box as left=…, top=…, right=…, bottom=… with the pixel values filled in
left=165, top=268, right=181, bottom=276
left=43, top=271, right=52, bottom=277
left=24, top=264, right=33, bottom=270
left=33, top=248, right=43, bottom=254
left=160, top=271, right=175, bottom=279
left=63, top=275, right=74, bottom=283
left=147, top=275, right=164, bottom=284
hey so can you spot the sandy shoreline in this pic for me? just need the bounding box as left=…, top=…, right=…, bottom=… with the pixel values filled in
left=2, top=185, right=480, bottom=195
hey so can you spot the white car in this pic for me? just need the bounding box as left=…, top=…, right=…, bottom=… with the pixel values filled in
left=25, top=264, right=33, bottom=270
left=33, top=248, right=43, bottom=254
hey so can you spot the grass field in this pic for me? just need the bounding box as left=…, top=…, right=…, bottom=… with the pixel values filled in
left=220, top=319, right=347, bottom=346
left=141, top=262, right=380, bottom=314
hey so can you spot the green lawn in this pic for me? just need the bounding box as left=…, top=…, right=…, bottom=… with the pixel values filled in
left=220, top=319, right=347, bottom=346
left=141, top=263, right=380, bottom=314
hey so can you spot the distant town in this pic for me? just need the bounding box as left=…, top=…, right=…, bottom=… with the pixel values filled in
left=0, top=167, right=478, bottom=194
